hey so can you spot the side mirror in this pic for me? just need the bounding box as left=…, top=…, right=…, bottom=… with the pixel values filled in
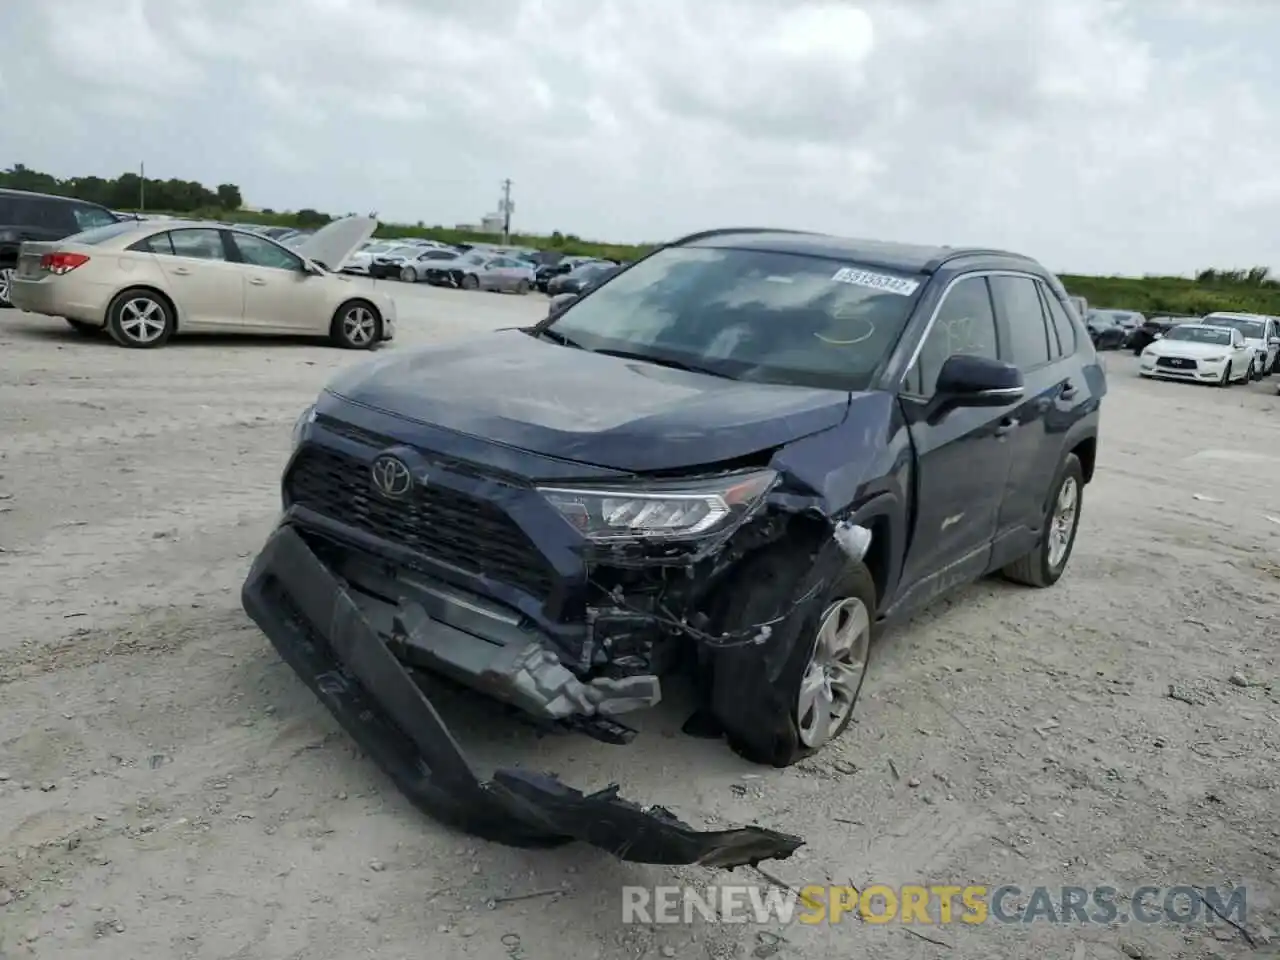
left=547, top=293, right=580, bottom=318
left=935, top=355, right=1024, bottom=407
left=302, top=260, right=325, bottom=275
left=1270, top=337, right=1280, bottom=346
left=1152, top=332, right=1163, bottom=340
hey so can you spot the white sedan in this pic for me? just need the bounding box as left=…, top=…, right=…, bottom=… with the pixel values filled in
left=1138, top=323, right=1256, bottom=385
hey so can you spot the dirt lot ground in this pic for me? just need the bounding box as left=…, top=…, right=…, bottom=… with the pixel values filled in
left=1, top=283, right=1278, bottom=960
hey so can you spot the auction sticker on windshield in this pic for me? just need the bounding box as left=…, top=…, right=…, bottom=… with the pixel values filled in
left=831, top=267, right=920, bottom=296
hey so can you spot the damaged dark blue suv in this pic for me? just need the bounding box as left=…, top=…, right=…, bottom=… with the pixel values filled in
left=242, top=228, right=1104, bottom=868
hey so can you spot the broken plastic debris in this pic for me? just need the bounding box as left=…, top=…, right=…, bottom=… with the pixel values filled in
left=832, top=521, right=872, bottom=561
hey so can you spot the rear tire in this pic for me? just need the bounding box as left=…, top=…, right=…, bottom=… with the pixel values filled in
left=709, top=539, right=875, bottom=768
left=106, top=288, right=175, bottom=348
left=330, top=300, right=382, bottom=349
left=1002, top=453, right=1084, bottom=587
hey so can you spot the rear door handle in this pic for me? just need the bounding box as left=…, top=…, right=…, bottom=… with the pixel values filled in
left=995, top=417, right=1018, bottom=437
left=248, top=278, right=267, bottom=286
left=171, top=267, right=191, bottom=276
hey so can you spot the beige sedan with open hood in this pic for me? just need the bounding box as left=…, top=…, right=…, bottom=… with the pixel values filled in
left=8, top=216, right=394, bottom=349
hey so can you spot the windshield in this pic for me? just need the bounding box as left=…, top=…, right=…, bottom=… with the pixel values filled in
left=542, top=245, right=923, bottom=390
left=1203, top=316, right=1264, bottom=338
left=1166, top=325, right=1231, bottom=345
left=1088, top=313, right=1116, bottom=327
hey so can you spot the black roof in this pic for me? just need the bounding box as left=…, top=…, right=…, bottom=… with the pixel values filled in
left=675, top=227, right=1034, bottom=274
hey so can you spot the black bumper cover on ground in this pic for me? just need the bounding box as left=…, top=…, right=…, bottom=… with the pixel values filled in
left=240, top=525, right=803, bottom=868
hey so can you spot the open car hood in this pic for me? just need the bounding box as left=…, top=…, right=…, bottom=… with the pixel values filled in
left=296, top=216, right=378, bottom=271
left=242, top=527, right=804, bottom=868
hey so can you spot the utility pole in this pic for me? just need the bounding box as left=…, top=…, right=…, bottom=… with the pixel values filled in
left=139, top=161, right=145, bottom=213
left=500, top=178, right=513, bottom=244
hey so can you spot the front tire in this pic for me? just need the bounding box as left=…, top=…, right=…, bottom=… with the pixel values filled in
left=1219, top=362, right=1233, bottom=387
left=106, top=288, right=175, bottom=348
left=330, top=300, right=382, bottom=350
left=399, top=266, right=416, bottom=283
left=1002, top=453, right=1084, bottom=588
left=515, top=279, right=530, bottom=295
left=460, top=273, right=479, bottom=290
left=709, top=540, right=875, bottom=767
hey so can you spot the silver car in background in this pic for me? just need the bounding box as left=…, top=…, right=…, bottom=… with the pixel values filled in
left=420, top=250, right=534, bottom=293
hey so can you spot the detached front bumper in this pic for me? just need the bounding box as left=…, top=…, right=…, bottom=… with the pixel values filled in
left=240, top=524, right=803, bottom=867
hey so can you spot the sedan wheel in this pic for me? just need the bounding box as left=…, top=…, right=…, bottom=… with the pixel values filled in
left=460, top=273, right=479, bottom=290
left=107, top=289, right=175, bottom=348
left=331, top=301, right=381, bottom=350
left=399, top=266, right=416, bottom=283
left=0, top=266, right=14, bottom=308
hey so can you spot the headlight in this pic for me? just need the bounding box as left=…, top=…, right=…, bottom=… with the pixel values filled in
left=538, top=469, right=777, bottom=541
left=1141, top=349, right=1156, bottom=357
left=1202, top=356, right=1224, bottom=363
left=291, top=404, right=316, bottom=447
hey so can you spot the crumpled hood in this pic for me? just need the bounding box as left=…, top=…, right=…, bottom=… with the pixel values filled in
left=323, top=330, right=851, bottom=472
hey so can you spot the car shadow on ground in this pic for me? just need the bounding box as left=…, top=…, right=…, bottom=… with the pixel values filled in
left=2, top=320, right=370, bottom=351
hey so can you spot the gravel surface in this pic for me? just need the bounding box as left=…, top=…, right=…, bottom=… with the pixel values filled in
left=1, top=284, right=1278, bottom=959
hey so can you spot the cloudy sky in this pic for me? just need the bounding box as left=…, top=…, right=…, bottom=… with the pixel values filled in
left=1, top=0, right=1276, bottom=275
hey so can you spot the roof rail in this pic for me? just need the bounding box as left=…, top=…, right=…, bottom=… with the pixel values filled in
left=667, top=226, right=817, bottom=247
left=932, top=247, right=1036, bottom=269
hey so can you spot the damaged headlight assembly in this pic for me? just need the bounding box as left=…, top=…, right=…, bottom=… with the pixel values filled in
left=538, top=469, right=777, bottom=541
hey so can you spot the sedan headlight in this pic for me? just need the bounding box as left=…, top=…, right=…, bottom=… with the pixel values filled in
left=538, top=470, right=777, bottom=541
left=1201, top=356, right=1225, bottom=363
left=291, top=404, right=316, bottom=448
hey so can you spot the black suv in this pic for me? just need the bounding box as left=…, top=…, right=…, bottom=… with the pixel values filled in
left=0, top=188, right=120, bottom=308
left=242, top=229, right=1105, bottom=866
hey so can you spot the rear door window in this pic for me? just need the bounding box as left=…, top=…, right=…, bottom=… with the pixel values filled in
left=168, top=228, right=229, bottom=261
left=989, top=275, right=1052, bottom=370
left=1038, top=283, right=1078, bottom=357
left=128, top=232, right=176, bottom=255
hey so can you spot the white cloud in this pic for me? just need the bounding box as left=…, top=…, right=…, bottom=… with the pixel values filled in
left=1, top=0, right=1277, bottom=274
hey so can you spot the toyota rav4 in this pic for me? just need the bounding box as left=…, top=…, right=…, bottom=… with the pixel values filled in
left=242, top=228, right=1105, bottom=867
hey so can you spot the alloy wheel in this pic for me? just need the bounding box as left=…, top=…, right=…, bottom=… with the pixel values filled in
left=342, top=306, right=376, bottom=346
left=796, top=597, right=870, bottom=748
left=1047, top=476, right=1078, bottom=569
left=0, top=266, right=13, bottom=306
left=119, top=297, right=167, bottom=344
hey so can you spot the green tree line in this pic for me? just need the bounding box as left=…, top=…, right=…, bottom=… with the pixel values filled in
left=6, top=163, right=1280, bottom=314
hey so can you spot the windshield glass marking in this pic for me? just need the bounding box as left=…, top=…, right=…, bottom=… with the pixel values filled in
left=831, top=267, right=920, bottom=297
left=542, top=245, right=923, bottom=391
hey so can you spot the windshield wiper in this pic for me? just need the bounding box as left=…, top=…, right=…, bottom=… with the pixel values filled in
left=588, top=347, right=736, bottom=380
left=534, top=327, right=584, bottom=349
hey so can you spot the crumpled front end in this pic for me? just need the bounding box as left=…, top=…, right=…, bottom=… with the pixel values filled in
left=241, top=524, right=803, bottom=867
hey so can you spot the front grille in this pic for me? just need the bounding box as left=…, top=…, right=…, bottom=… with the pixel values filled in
left=286, top=446, right=555, bottom=598
left=1156, top=356, right=1196, bottom=370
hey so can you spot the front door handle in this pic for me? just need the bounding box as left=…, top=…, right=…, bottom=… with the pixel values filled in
left=1059, top=380, right=1077, bottom=401
left=995, top=417, right=1018, bottom=437
left=248, top=277, right=267, bottom=286
left=171, top=267, right=191, bottom=276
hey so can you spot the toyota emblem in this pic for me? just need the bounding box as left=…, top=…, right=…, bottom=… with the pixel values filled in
left=370, top=454, right=413, bottom=499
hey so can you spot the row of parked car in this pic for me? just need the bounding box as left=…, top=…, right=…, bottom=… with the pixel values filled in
left=1082, top=305, right=1280, bottom=387
left=336, top=237, right=626, bottom=297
